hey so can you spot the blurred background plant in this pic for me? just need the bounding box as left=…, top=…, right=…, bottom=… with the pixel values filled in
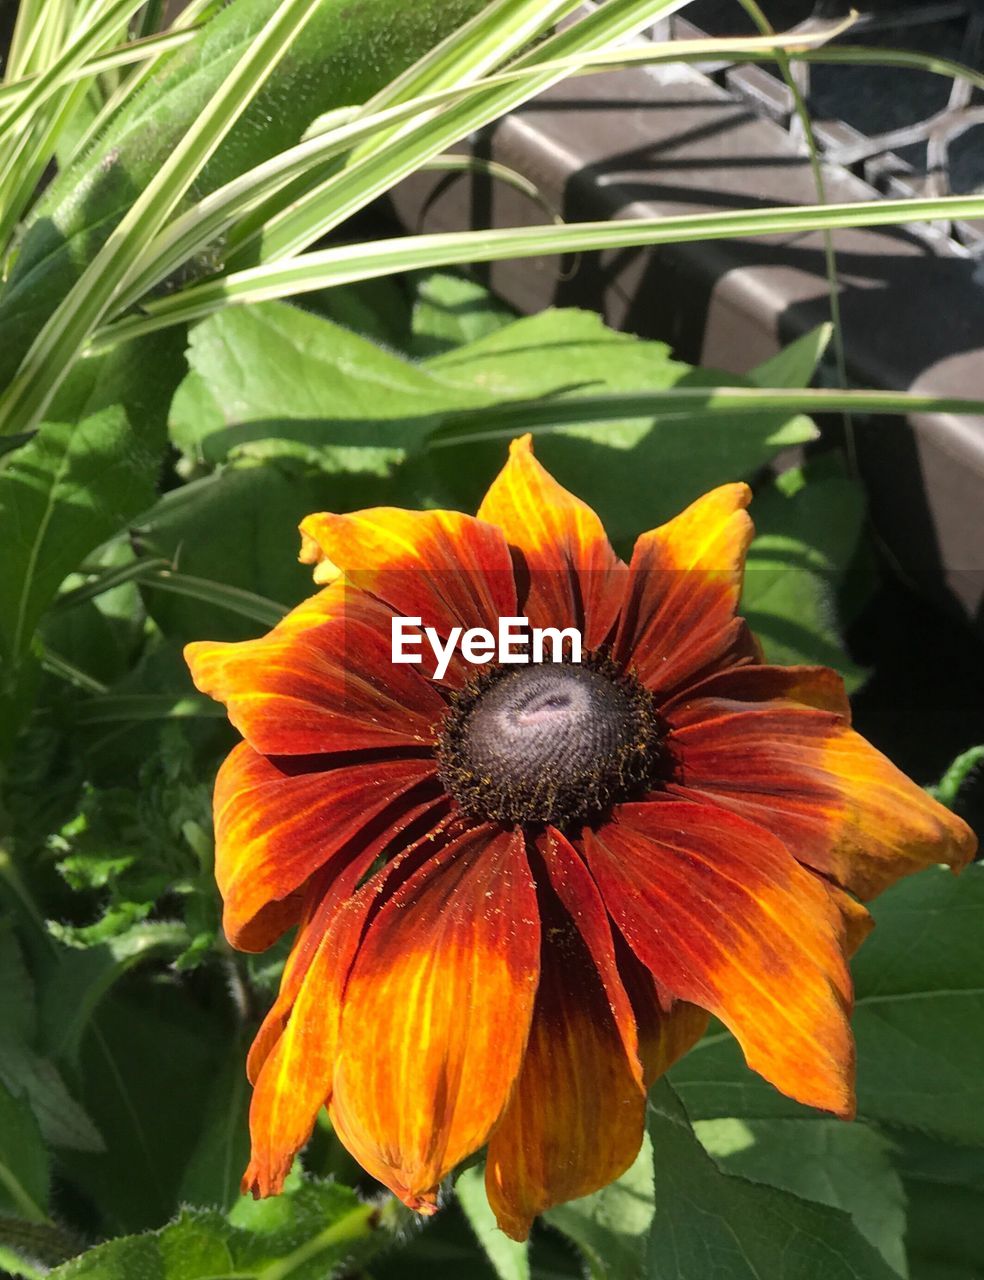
left=0, top=1, right=983, bottom=1277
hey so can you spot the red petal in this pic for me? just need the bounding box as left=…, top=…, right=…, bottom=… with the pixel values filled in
left=213, top=743, right=438, bottom=949
left=299, top=507, right=517, bottom=685
left=186, top=582, right=444, bottom=756
left=242, top=814, right=456, bottom=1198
left=485, top=860, right=646, bottom=1241
left=824, top=881, right=874, bottom=958
left=584, top=800, right=855, bottom=1117
left=328, top=826, right=540, bottom=1211
left=669, top=674, right=976, bottom=897
left=614, top=484, right=757, bottom=697
left=476, top=435, right=626, bottom=650
left=245, top=794, right=450, bottom=1083
left=242, top=860, right=397, bottom=1197
left=538, top=828, right=643, bottom=1084
left=613, top=937, right=711, bottom=1088
left=664, top=662, right=851, bottom=722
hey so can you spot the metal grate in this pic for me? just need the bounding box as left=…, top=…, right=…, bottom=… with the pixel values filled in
left=667, top=1, right=984, bottom=255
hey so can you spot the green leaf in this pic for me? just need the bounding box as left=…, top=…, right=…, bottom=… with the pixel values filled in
left=0, top=331, right=183, bottom=746
left=44, top=1180, right=385, bottom=1280
left=168, top=300, right=485, bottom=471
left=884, top=1128, right=984, bottom=1280
left=543, top=1133, right=654, bottom=1280
left=409, top=271, right=515, bottom=358
left=672, top=865, right=984, bottom=1145
left=0, top=919, right=35, bottom=1043
left=0, top=1051, right=105, bottom=1156
left=0, top=921, right=104, bottom=1155
left=0, top=1081, right=48, bottom=1222
left=694, top=1119, right=907, bottom=1275
left=457, top=1164, right=530, bottom=1280
left=745, top=323, right=832, bottom=444
left=136, top=460, right=388, bottom=644
left=741, top=453, right=870, bottom=688
left=850, top=864, right=984, bottom=1145
left=646, top=1083, right=897, bottom=1280
left=748, top=324, right=833, bottom=391
left=56, top=988, right=234, bottom=1233
left=413, top=308, right=814, bottom=543
left=178, top=1045, right=251, bottom=1211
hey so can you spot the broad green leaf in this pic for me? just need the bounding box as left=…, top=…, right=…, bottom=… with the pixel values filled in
left=0, top=919, right=35, bottom=1042
left=178, top=1045, right=251, bottom=1211
left=646, top=1083, right=896, bottom=1280
left=40, top=925, right=192, bottom=1066
left=742, top=453, right=869, bottom=687
left=672, top=866, right=984, bottom=1145
left=889, top=1127, right=984, bottom=1193
left=457, top=1165, right=530, bottom=1280
left=48, top=1178, right=382, bottom=1279
left=167, top=300, right=488, bottom=470
left=42, top=544, right=150, bottom=689
left=414, top=308, right=814, bottom=542
left=885, top=1129, right=983, bottom=1280
left=0, top=1052, right=104, bottom=1156
left=56, top=989, right=233, bottom=1233
left=0, top=332, right=180, bottom=658
left=695, top=1119, right=907, bottom=1275
left=136, top=460, right=391, bottom=644
left=748, top=324, right=833, bottom=391
left=0, top=1081, right=48, bottom=1222
left=408, top=271, right=516, bottom=358
left=0, top=921, right=104, bottom=1154
left=0, top=328, right=183, bottom=754
left=850, top=864, right=984, bottom=1144
left=544, top=1133, right=654, bottom=1280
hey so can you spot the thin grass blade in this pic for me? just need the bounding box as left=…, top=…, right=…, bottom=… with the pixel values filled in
left=94, top=193, right=984, bottom=348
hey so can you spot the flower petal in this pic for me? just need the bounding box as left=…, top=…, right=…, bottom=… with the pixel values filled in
left=242, top=863, right=391, bottom=1197
left=583, top=800, right=855, bottom=1117
left=213, top=743, right=438, bottom=949
left=186, top=582, right=444, bottom=756
left=245, top=794, right=451, bottom=1083
left=299, top=507, right=517, bottom=684
left=664, top=662, right=851, bottom=722
left=614, top=483, right=757, bottom=696
left=329, top=825, right=540, bottom=1211
left=242, top=813, right=457, bottom=1198
left=476, top=435, right=626, bottom=649
left=485, top=860, right=646, bottom=1242
left=824, top=882, right=874, bottom=958
left=613, top=937, right=711, bottom=1088
left=537, top=828, right=643, bottom=1081
left=669, top=677, right=976, bottom=897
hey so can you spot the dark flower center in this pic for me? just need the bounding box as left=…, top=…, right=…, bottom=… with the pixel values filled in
left=437, top=652, right=669, bottom=829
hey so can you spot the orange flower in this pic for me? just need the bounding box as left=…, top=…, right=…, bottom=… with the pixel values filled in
left=186, top=437, right=975, bottom=1240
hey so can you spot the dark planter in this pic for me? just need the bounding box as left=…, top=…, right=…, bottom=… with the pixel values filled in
left=390, top=7, right=984, bottom=634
